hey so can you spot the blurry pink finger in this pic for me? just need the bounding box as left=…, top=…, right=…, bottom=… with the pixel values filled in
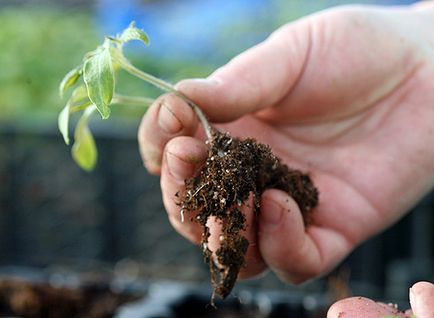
left=410, top=281, right=434, bottom=318
left=327, top=297, right=407, bottom=318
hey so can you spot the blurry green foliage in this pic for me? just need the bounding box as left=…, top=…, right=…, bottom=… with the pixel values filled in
left=0, top=2, right=377, bottom=122
left=0, top=8, right=215, bottom=121
left=0, top=8, right=99, bottom=119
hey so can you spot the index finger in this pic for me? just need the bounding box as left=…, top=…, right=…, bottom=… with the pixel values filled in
left=175, top=18, right=311, bottom=123
left=138, top=93, right=199, bottom=175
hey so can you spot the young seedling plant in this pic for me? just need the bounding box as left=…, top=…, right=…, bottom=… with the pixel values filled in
left=59, top=22, right=319, bottom=304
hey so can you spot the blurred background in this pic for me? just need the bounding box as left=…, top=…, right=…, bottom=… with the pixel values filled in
left=0, top=0, right=432, bottom=315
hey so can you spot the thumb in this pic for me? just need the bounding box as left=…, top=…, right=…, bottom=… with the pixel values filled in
left=409, top=281, right=434, bottom=317
left=175, top=19, right=311, bottom=123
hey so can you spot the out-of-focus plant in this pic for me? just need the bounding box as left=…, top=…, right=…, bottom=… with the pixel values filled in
left=0, top=8, right=214, bottom=121
left=59, top=22, right=214, bottom=171
left=0, top=8, right=99, bottom=119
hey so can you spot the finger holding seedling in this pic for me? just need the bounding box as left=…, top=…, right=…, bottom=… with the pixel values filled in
left=138, top=93, right=199, bottom=175
left=159, top=136, right=208, bottom=243
left=159, top=134, right=269, bottom=284
left=159, top=133, right=270, bottom=279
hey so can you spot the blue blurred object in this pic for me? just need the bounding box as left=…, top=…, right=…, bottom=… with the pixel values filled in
left=97, top=0, right=271, bottom=63
left=378, top=0, right=417, bottom=3
left=96, top=0, right=419, bottom=62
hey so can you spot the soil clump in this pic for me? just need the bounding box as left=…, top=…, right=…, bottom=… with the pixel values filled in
left=178, top=130, right=319, bottom=303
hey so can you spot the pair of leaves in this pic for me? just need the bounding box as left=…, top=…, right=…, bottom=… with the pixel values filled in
left=60, top=40, right=114, bottom=122
left=58, top=85, right=95, bottom=171
left=58, top=85, right=91, bottom=145
left=119, top=22, right=149, bottom=45
left=58, top=22, right=149, bottom=171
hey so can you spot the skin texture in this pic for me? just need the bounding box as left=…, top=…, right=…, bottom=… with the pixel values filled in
left=138, top=2, right=434, bottom=315
left=328, top=281, right=434, bottom=317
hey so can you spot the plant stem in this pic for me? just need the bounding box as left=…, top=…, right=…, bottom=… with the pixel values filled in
left=112, top=94, right=154, bottom=107
left=70, top=94, right=153, bottom=114
left=116, top=56, right=213, bottom=140
left=70, top=101, right=93, bottom=113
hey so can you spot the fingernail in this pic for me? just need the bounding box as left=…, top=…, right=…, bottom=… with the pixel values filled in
left=262, top=200, right=284, bottom=227
left=409, top=287, right=417, bottom=310
left=158, top=103, right=182, bottom=134
left=166, top=152, right=192, bottom=181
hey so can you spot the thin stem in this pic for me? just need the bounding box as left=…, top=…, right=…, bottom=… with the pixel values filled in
left=70, top=101, right=93, bottom=113
left=112, top=94, right=154, bottom=107
left=116, top=56, right=213, bottom=140
left=70, top=94, right=154, bottom=113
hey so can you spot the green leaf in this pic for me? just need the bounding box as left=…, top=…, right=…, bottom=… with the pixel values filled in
left=72, top=107, right=97, bottom=171
left=119, top=21, right=149, bottom=45
left=83, top=45, right=114, bottom=119
left=59, top=67, right=81, bottom=98
left=58, top=84, right=95, bottom=145
left=58, top=103, right=70, bottom=145
left=68, top=85, right=92, bottom=109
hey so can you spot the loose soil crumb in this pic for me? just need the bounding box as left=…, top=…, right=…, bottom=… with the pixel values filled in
left=178, top=130, right=319, bottom=303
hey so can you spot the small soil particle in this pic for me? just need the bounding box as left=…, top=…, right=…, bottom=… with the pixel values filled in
left=178, top=130, right=319, bottom=303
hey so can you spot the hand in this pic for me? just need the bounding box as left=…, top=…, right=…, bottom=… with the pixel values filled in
left=138, top=3, right=434, bottom=282
left=327, top=281, right=434, bottom=318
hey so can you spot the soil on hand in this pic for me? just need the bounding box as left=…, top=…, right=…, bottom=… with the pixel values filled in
left=0, top=278, right=139, bottom=318
left=178, top=130, right=319, bottom=303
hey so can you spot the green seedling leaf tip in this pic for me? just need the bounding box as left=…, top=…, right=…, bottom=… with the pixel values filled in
left=59, top=67, right=81, bottom=98
left=68, top=85, right=92, bottom=109
left=83, top=46, right=114, bottom=119
left=72, top=107, right=97, bottom=171
left=119, top=21, right=150, bottom=45
left=72, top=124, right=97, bottom=171
left=58, top=104, right=70, bottom=145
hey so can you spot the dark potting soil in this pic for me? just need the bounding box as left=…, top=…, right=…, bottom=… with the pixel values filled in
left=178, top=130, right=319, bottom=303
left=0, top=278, right=140, bottom=318
left=187, top=308, right=266, bottom=318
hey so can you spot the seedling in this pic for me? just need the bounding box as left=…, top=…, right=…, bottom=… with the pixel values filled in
left=59, top=22, right=319, bottom=304
left=59, top=22, right=211, bottom=171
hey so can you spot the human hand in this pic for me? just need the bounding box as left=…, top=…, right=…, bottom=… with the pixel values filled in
left=138, top=3, right=434, bottom=282
left=327, top=281, right=434, bottom=318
